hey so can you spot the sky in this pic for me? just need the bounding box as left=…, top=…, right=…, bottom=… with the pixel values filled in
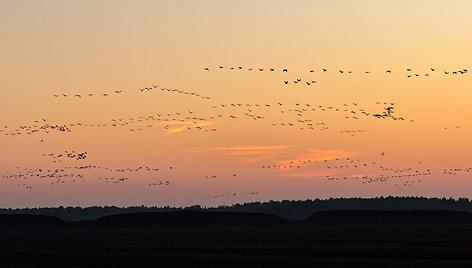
left=0, top=0, right=471, bottom=208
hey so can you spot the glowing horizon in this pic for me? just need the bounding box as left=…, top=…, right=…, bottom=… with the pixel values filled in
left=0, top=0, right=471, bottom=208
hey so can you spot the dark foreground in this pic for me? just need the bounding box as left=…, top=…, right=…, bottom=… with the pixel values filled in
left=0, top=211, right=471, bottom=267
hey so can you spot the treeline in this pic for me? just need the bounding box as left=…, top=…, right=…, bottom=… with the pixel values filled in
left=1, top=196, right=472, bottom=221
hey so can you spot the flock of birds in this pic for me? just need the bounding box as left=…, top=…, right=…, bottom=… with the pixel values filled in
left=203, top=65, right=469, bottom=85
left=42, top=151, right=87, bottom=163
left=53, top=84, right=211, bottom=100
left=209, top=192, right=259, bottom=199
left=204, top=66, right=468, bottom=74
left=0, top=65, right=469, bottom=202
left=259, top=154, right=468, bottom=188
left=2, top=165, right=170, bottom=189
left=442, top=168, right=472, bottom=176
left=0, top=100, right=410, bottom=140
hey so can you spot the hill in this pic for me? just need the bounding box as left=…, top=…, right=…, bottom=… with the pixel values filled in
left=81, top=210, right=286, bottom=228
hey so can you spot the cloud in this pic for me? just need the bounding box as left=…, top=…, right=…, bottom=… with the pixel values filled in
left=349, top=174, right=367, bottom=178
left=163, top=121, right=214, bottom=134
left=188, top=145, right=291, bottom=163
left=214, top=146, right=290, bottom=151
left=189, top=145, right=290, bottom=154
left=188, top=145, right=355, bottom=165
left=226, top=151, right=265, bottom=156
left=279, top=171, right=333, bottom=178
left=276, top=149, right=356, bottom=166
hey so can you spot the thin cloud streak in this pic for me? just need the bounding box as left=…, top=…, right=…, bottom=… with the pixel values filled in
left=164, top=121, right=214, bottom=135
left=188, top=145, right=291, bottom=154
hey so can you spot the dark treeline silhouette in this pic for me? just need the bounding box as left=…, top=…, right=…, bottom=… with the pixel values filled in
left=1, top=196, right=472, bottom=221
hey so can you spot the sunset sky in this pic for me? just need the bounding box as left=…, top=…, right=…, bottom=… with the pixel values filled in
left=0, top=0, right=471, bottom=208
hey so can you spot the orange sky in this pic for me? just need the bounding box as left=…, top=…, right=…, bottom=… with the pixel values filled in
left=0, top=1, right=471, bottom=208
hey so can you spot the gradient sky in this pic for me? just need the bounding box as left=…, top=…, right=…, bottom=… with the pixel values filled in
left=0, top=0, right=471, bottom=208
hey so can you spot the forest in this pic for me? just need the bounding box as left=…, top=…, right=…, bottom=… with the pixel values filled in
left=1, top=196, right=471, bottom=221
